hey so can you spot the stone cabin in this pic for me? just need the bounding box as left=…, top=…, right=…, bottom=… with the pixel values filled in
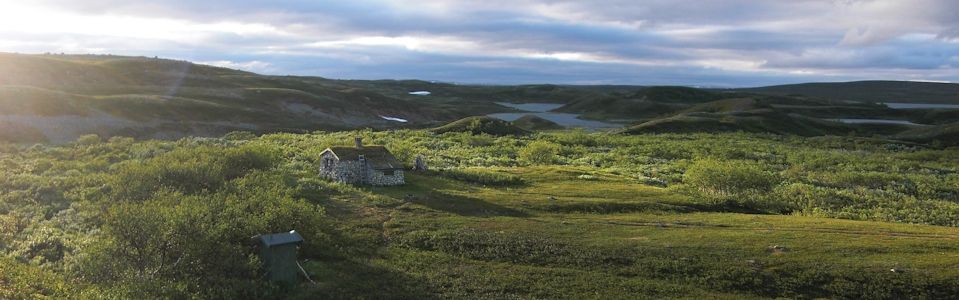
left=319, top=137, right=405, bottom=186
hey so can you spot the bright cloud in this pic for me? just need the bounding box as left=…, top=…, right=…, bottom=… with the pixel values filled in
left=196, top=60, right=273, bottom=73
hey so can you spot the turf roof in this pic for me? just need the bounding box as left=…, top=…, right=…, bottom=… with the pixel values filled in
left=324, top=145, right=403, bottom=170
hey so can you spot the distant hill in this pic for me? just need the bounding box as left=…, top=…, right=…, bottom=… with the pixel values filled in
left=431, top=116, right=530, bottom=135
left=0, top=53, right=532, bottom=142
left=893, top=122, right=959, bottom=146
left=2, top=53, right=957, bottom=143
left=738, top=80, right=959, bottom=104
left=0, top=53, right=655, bottom=143
left=510, top=115, right=564, bottom=131
left=679, top=98, right=768, bottom=114
left=620, top=109, right=865, bottom=136
left=555, top=86, right=734, bottom=119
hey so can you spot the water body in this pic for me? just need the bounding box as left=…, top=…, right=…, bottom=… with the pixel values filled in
left=494, top=102, right=564, bottom=112
left=833, top=118, right=922, bottom=126
left=489, top=112, right=619, bottom=129
left=884, top=103, right=959, bottom=109
left=489, top=102, right=618, bottom=129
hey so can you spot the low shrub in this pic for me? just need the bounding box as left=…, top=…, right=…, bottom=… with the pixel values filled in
left=395, top=229, right=638, bottom=268
left=519, top=140, right=560, bottom=165
left=684, top=159, right=781, bottom=196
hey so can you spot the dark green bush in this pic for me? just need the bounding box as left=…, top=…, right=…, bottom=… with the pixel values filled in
left=519, top=140, right=560, bottom=165
left=0, top=257, right=75, bottom=298
left=681, top=159, right=792, bottom=213
left=684, top=159, right=782, bottom=196
left=109, top=144, right=279, bottom=201
left=75, top=171, right=329, bottom=299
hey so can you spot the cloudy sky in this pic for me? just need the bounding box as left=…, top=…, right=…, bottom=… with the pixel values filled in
left=1, top=0, right=957, bottom=86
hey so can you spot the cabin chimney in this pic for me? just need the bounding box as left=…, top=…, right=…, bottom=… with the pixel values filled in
left=355, top=137, right=363, bottom=148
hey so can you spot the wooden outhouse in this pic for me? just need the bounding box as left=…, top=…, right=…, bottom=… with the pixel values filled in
left=253, top=230, right=304, bottom=284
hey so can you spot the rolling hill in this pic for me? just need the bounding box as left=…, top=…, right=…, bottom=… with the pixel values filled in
left=554, top=86, right=734, bottom=120
left=738, top=80, right=959, bottom=104
left=893, top=122, right=959, bottom=146
left=2, top=53, right=959, bottom=143
left=619, top=109, right=856, bottom=136
left=431, top=116, right=530, bottom=135
left=0, top=53, right=502, bottom=142
left=510, top=115, right=564, bottom=131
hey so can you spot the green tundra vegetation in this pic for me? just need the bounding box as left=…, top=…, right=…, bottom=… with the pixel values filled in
left=1, top=129, right=958, bottom=299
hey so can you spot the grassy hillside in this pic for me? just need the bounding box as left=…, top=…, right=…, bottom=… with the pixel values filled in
left=679, top=98, right=768, bottom=113
left=1, top=129, right=958, bottom=298
left=511, top=115, right=564, bottom=131
left=555, top=86, right=731, bottom=120
left=893, top=122, right=959, bottom=146
left=2, top=53, right=957, bottom=143
left=620, top=110, right=854, bottom=136
left=431, top=116, right=530, bottom=135
left=739, top=80, right=959, bottom=104
left=0, top=53, right=520, bottom=143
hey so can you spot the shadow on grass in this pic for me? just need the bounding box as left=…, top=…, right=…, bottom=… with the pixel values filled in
left=295, top=259, right=438, bottom=299
left=536, top=201, right=696, bottom=214
left=372, top=172, right=530, bottom=217
left=409, top=191, right=530, bottom=217
left=682, top=202, right=769, bottom=214
left=533, top=200, right=769, bottom=215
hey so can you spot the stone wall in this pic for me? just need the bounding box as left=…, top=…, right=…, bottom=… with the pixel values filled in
left=319, top=151, right=405, bottom=186
left=319, top=152, right=338, bottom=178
left=333, top=160, right=368, bottom=184
left=367, top=169, right=405, bottom=186
left=320, top=152, right=368, bottom=184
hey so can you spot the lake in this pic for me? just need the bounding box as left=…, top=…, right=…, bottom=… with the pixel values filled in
left=489, top=102, right=619, bottom=129
left=884, top=103, right=959, bottom=109
left=833, top=118, right=922, bottom=126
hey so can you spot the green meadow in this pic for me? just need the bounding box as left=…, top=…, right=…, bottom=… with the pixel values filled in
left=1, top=129, right=958, bottom=299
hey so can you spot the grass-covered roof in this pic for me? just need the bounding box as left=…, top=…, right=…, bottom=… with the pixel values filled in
left=325, top=145, right=403, bottom=170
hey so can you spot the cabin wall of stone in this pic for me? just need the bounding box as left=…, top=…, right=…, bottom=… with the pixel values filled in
left=319, top=152, right=339, bottom=178
left=319, top=151, right=404, bottom=185
left=368, top=169, right=405, bottom=186
left=333, top=160, right=368, bottom=184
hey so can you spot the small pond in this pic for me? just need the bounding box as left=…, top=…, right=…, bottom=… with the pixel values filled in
left=489, top=102, right=619, bottom=129
left=833, top=118, right=922, bottom=126
left=884, top=103, right=959, bottom=109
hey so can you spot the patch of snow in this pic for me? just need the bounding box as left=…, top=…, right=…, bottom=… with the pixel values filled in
left=380, top=115, right=408, bottom=123
left=833, top=118, right=923, bottom=125
left=409, top=91, right=431, bottom=96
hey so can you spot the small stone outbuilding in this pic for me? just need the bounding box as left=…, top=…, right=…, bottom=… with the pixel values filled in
left=319, top=137, right=405, bottom=186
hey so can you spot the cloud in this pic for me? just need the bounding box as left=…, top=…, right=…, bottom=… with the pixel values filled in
left=0, top=0, right=957, bottom=85
left=196, top=60, right=273, bottom=73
